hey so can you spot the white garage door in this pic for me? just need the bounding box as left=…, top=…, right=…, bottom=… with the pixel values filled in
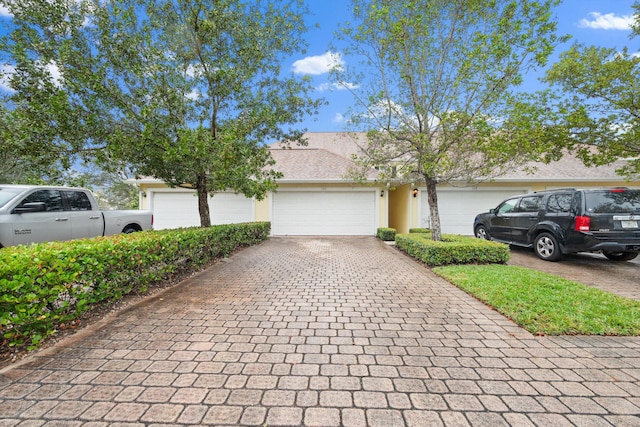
left=152, top=191, right=253, bottom=230
left=272, top=190, right=376, bottom=235
left=420, top=188, right=527, bottom=235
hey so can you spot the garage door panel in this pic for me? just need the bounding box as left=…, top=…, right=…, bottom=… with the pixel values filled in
left=421, top=189, right=527, bottom=235
left=152, top=192, right=253, bottom=230
left=273, top=191, right=376, bottom=235
left=210, top=193, right=254, bottom=225
left=153, top=192, right=200, bottom=230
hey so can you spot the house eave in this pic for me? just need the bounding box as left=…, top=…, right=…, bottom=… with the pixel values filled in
left=276, top=179, right=379, bottom=185
left=128, top=177, right=381, bottom=186
left=489, top=177, right=629, bottom=183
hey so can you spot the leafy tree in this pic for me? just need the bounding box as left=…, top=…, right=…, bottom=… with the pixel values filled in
left=633, top=1, right=640, bottom=37
left=542, top=4, right=640, bottom=178
left=66, top=166, right=141, bottom=210
left=0, top=97, right=78, bottom=184
left=334, top=0, right=566, bottom=240
left=0, top=0, right=320, bottom=226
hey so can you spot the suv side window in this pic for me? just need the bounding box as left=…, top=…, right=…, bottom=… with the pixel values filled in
left=497, top=198, right=519, bottom=214
left=516, top=196, right=541, bottom=213
left=546, top=193, right=573, bottom=214
left=18, top=190, right=64, bottom=212
left=64, top=191, right=93, bottom=211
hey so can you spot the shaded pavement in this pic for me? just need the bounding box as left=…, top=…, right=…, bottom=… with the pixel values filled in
left=0, top=237, right=639, bottom=426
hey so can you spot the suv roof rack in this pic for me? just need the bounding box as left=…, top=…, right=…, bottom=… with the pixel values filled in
left=533, top=188, right=576, bottom=193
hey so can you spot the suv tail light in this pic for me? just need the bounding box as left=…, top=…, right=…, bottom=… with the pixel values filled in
left=575, top=215, right=591, bottom=232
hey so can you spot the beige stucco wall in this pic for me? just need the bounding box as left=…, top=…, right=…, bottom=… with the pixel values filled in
left=255, top=196, right=270, bottom=222
left=136, top=183, right=173, bottom=210
left=388, top=183, right=411, bottom=234
left=379, top=187, right=388, bottom=229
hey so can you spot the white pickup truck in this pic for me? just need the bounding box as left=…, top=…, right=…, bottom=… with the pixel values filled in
left=0, top=185, right=153, bottom=248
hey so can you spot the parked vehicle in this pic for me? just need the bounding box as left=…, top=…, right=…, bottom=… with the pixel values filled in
left=473, top=188, right=640, bottom=261
left=0, top=185, right=152, bottom=248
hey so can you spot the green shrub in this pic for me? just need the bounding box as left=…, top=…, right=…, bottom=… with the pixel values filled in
left=395, top=232, right=509, bottom=266
left=409, top=228, right=431, bottom=234
left=377, top=228, right=397, bottom=241
left=0, top=222, right=270, bottom=351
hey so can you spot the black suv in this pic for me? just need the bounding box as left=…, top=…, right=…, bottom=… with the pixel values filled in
left=473, top=188, right=640, bottom=261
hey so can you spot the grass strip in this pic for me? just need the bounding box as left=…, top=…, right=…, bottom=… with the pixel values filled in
left=433, top=264, right=640, bottom=336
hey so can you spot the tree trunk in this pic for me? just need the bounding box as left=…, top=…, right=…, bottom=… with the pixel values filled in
left=425, top=177, right=441, bottom=241
left=196, top=172, right=211, bottom=227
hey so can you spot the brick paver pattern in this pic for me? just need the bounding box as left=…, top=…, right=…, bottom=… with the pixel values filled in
left=1, top=237, right=639, bottom=426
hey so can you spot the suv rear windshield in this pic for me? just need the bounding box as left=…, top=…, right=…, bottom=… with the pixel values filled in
left=585, top=190, right=640, bottom=214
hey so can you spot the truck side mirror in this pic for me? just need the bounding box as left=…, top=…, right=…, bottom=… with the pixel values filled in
left=12, top=202, right=47, bottom=213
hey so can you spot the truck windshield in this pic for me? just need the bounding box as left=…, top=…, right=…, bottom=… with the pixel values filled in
left=586, top=190, right=640, bottom=214
left=0, top=187, right=24, bottom=209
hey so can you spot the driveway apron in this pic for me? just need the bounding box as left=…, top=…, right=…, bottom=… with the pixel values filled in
left=1, top=236, right=639, bottom=426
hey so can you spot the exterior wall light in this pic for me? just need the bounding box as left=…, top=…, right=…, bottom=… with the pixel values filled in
left=412, top=188, right=419, bottom=198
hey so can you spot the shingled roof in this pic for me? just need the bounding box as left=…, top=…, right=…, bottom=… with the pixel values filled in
left=497, top=155, right=630, bottom=182
left=269, top=132, right=376, bottom=182
left=269, top=148, right=359, bottom=182
left=269, top=132, right=631, bottom=184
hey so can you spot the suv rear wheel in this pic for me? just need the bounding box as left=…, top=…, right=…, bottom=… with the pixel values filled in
left=603, top=251, right=639, bottom=261
left=534, top=232, right=562, bottom=261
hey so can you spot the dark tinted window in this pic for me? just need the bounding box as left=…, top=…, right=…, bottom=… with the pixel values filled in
left=19, top=190, right=63, bottom=212
left=585, top=190, right=640, bottom=214
left=517, top=196, right=541, bottom=213
left=546, top=193, right=573, bottom=213
left=64, top=191, right=93, bottom=211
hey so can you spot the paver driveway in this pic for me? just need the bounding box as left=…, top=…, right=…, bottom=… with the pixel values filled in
left=1, top=236, right=639, bottom=426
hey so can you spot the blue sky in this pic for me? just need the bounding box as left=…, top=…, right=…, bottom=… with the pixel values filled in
left=291, top=1, right=640, bottom=132
left=1, top=1, right=638, bottom=134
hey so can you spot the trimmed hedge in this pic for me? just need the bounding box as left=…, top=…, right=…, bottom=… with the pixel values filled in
left=395, top=232, right=509, bottom=266
left=377, top=228, right=397, bottom=241
left=0, top=222, right=270, bottom=350
left=409, top=228, right=431, bottom=234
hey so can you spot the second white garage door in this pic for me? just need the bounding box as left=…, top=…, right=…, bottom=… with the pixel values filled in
left=420, top=188, right=528, bottom=235
left=152, top=191, right=254, bottom=230
left=272, top=190, right=377, bottom=235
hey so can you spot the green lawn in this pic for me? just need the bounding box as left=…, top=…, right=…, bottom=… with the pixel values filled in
left=433, top=264, right=640, bottom=336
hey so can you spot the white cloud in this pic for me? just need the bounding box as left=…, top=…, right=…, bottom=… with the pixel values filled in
left=578, top=12, right=634, bottom=30
left=292, top=51, right=344, bottom=75
left=185, top=64, right=201, bottom=78
left=0, top=64, right=15, bottom=92
left=44, top=61, right=63, bottom=87
left=185, top=89, right=200, bottom=100
left=0, top=5, right=12, bottom=18
left=0, top=61, right=63, bottom=92
left=316, top=81, right=359, bottom=92
left=332, top=113, right=345, bottom=123
left=0, top=1, right=95, bottom=27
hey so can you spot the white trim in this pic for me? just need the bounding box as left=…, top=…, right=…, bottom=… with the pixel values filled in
left=271, top=186, right=379, bottom=193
